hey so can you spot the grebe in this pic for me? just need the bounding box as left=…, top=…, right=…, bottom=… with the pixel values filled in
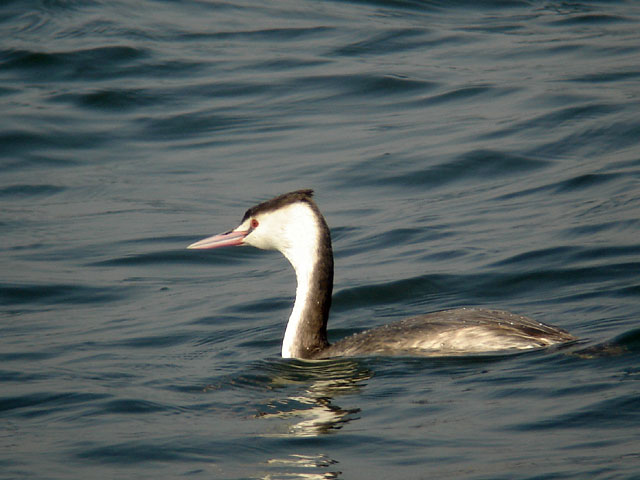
left=188, top=190, right=575, bottom=359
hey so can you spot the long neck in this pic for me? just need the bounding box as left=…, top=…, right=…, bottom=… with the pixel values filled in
left=281, top=209, right=333, bottom=359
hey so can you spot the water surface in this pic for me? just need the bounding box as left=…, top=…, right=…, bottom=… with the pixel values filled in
left=2, top=0, right=640, bottom=478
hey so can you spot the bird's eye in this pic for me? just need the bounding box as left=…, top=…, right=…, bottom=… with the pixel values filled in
left=251, top=218, right=259, bottom=229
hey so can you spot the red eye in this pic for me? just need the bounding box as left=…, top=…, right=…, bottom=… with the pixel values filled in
left=251, top=218, right=259, bottom=229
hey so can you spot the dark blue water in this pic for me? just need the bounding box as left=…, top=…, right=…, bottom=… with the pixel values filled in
left=2, top=0, right=640, bottom=478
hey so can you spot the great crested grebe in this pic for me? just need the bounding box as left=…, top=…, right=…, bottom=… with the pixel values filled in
left=188, top=190, right=575, bottom=359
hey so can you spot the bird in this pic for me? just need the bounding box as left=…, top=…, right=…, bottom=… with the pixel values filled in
left=188, top=189, right=575, bottom=359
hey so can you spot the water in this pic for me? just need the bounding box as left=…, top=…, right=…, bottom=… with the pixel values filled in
left=2, top=0, right=640, bottom=478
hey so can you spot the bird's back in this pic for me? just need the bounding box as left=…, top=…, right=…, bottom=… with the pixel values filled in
left=315, top=308, right=576, bottom=358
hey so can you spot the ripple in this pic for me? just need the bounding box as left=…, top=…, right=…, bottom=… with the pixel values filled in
left=0, top=128, right=112, bottom=159
left=75, top=440, right=215, bottom=464
left=516, top=392, right=640, bottom=431
left=104, top=332, right=195, bottom=349
left=0, top=391, right=108, bottom=419
left=565, top=219, right=640, bottom=238
left=331, top=28, right=428, bottom=56
left=548, top=14, right=628, bottom=26
left=490, top=246, right=577, bottom=270
left=496, top=169, right=631, bottom=201
left=416, top=84, right=516, bottom=107
left=0, top=282, right=125, bottom=306
left=297, top=73, right=438, bottom=99
left=333, top=275, right=444, bottom=312
left=568, top=69, right=640, bottom=84
left=342, top=149, right=549, bottom=189
left=1, top=46, right=147, bottom=80
left=553, top=172, right=619, bottom=193
left=53, top=88, right=160, bottom=111
left=138, top=110, right=257, bottom=140
left=0, top=184, right=65, bottom=199
left=0, top=153, right=79, bottom=172
left=98, top=399, right=171, bottom=415
left=199, top=25, right=335, bottom=42
left=89, top=250, right=191, bottom=267
left=484, top=103, right=623, bottom=141
left=494, top=244, right=640, bottom=271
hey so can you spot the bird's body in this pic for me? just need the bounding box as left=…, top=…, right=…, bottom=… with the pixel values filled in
left=188, top=190, right=575, bottom=359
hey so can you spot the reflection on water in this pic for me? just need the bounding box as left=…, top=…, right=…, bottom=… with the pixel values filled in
left=572, top=327, right=640, bottom=359
left=255, top=359, right=371, bottom=479
left=257, top=359, right=369, bottom=437
left=259, top=394, right=359, bottom=437
left=265, top=454, right=340, bottom=480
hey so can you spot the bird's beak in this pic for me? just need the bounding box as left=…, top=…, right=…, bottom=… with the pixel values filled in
left=187, top=229, right=248, bottom=249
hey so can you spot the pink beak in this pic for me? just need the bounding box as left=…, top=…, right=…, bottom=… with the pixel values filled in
left=187, top=229, right=248, bottom=249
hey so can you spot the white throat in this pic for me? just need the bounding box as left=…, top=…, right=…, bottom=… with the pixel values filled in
left=277, top=205, right=322, bottom=358
left=282, top=269, right=315, bottom=357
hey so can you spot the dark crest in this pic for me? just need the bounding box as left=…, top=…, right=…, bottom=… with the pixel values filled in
left=241, top=189, right=315, bottom=222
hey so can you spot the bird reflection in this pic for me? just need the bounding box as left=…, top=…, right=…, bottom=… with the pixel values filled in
left=257, top=358, right=369, bottom=437
left=256, top=359, right=371, bottom=479
left=265, top=454, right=340, bottom=479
